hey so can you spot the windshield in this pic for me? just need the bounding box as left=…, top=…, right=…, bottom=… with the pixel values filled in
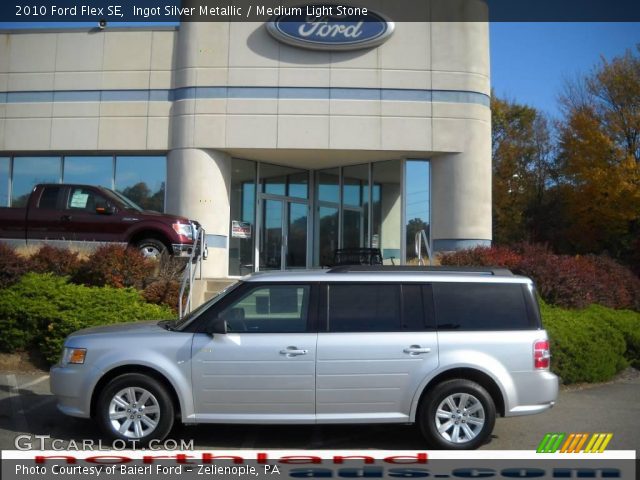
left=108, top=189, right=145, bottom=212
left=174, top=280, right=242, bottom=330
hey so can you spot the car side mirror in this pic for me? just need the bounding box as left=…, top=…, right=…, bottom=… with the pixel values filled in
left=205, top=319, right=227, bottom=336
left=96, top=204, right=115, bottom=215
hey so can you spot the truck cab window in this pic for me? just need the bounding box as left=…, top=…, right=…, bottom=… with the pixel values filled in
left=37, top=186, right=61, bottom=209
left=67, top=188, right=108, bottom=213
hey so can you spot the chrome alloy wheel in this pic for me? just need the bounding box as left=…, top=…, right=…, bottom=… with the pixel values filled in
left=140, top=245, right=162, bottom=259
left=434, top=393, right=486, bottom=444
left=108, top=387, right=161, bottom=439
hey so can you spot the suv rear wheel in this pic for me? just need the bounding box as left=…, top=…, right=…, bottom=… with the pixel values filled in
left=419, top=379, right=496, bottom=449
left=96, top=373, right=174, bottom=445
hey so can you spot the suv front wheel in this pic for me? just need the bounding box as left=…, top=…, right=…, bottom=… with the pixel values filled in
left=96, top=373, right=174, bottom=446
left=419, top=379, right=496, bottom=449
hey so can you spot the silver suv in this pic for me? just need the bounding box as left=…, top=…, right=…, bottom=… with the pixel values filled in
left=50, top=266, right=558, bottom=449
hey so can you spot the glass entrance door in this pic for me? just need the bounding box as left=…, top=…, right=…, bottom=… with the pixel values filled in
left=259, top=197, right=308, bottom=271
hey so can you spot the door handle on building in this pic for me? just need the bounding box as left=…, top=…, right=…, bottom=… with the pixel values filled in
left=403, top=345, right=431, bottom=355
left=280, top=346, right=308, bottom=357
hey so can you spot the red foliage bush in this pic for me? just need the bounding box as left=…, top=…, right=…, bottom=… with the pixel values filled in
left=72, top=245, right=155, bottom=289
left=142, top=279, right=183, bottom=312
left=0, top=243, right=31, bottom=288
left=29, top=245, right=84, bottom=277
left=438, top=244, right=521, bottom=270
left=440, top=244, right=640, bottom=311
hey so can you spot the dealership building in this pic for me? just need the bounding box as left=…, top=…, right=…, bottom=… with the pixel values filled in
left=0, top=7, right=491, bottom=279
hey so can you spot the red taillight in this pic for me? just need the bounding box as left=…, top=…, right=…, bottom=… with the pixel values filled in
left=534, top=340, right=551, bottom=369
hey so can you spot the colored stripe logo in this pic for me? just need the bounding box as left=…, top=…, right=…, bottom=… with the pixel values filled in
left=537, top=433, right=613, bottom=453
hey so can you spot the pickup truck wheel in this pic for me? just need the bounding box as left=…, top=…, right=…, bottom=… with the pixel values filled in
left=97, top=373, right=174, bottom=446
left=136, top=238, right=167, bottom=260
left=418, top=379, right=495, bottom=450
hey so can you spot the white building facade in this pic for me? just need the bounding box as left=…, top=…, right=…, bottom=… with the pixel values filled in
left=0, top=9, right=491, bottom=279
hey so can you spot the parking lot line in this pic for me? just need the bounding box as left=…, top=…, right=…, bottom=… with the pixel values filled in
left=6, top=374, right=29, bottom=433
left=18, top=375, right=49, bottom=391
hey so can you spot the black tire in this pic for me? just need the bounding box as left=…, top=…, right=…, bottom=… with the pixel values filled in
left=96, top=373, right=175, bottom=446
left=418, top=379, right=496, bottom=450
left=135, top=238, right=168, bottom=260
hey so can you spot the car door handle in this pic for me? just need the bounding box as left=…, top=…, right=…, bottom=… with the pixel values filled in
left=60, top=215, right=72, bottom=222
left=403, top=345, right=431, bottom=355
left=280, top=346, right=308, bottom=357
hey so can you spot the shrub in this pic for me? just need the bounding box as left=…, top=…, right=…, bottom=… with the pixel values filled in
left=143, top=279, right=183, bottom=312
left=29, top=245, right=85, bottom=277
left=540, top=301, right=630, bottom=384
left=73, top=244, right=155, bottom=289
left=438, top=244, right=522, bottom=270
left=0, top=273, right=175, bottom=364
left=153, top=253, right=187, bottom=283
left=585, top=304, right=640, bottom=369
left=440, top=244, right=640, bottom=310
left=0, top=243, right=31, bottom=288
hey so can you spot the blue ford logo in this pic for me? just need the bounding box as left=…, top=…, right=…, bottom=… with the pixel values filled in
left=266, top=4, right=395, bottom=51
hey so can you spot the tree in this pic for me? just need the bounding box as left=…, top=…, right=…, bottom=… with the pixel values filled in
left=557, top=45, right=640, bottom=257
left=491, top=95, right=554, bottom=244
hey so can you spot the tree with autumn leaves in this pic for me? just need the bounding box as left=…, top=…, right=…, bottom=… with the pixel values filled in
left=492, top=44, right=640, bottom=273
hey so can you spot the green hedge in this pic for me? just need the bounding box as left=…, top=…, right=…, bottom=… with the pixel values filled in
left=541, top=301, right=639, bottom=383
left=0, top=273, right=174, bottom=364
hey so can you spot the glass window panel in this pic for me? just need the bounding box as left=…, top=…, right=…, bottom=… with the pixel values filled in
left=433, top=284, right=531, bottom=331
left=37, top=186, right=62, bottom=209
left=316, top=168, right=340, bottom=203
left=66, top=187, right=108, bottom=212
left=12, top=157, right=61, bottom=207
left=342, top=164, right=370, bottom=249
left=327, top=284, right=400, bottom=332
left=219, top=285, right=310, bottom=333
left=342, top=210, right=364, bottom=249
left=229, top=159, right=256, bottom=276
left=260, top=199, right=283, bottom=271
left=115, top=156, right=166, bottom=212
left=63, top=156, right=113, bottom=188
left=260, top=163, right=308, bottom=199
left=287, top=171, right=308, bottom=199
left=287, top=202, right=307, bottom=268
left=317, top=205, right=338, bottom=266
left=405, top=160, right=431, bottom=264
left=0, top=158, right=9, bottom=207
left=372, top=160, right=401, bottom=265
left=343, top=164, right=369, bottom=207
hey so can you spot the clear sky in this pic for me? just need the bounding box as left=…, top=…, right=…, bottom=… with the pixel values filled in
left=490, top=22, right=640, bottom=119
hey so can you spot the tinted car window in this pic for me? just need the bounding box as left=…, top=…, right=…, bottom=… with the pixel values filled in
left=433, top=283, right=532, bottom=330
left=402, top=284, right=431, bottom=330
left=37, top=186, right=61, bottom=209
left=327, top=284, right=400, bottom=332
left=217, top=284, right=310, bottom=333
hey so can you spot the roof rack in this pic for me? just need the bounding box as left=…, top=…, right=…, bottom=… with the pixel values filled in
left=326, top=265, right=513, bottom=276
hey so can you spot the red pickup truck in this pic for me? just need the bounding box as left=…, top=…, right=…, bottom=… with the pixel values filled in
left=0, top=184, right=199, bottom=259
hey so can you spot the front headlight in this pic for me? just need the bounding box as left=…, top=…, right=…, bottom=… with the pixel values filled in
left=172, top=222, right=194, bottom=240
left=61, top=347, right=87, bottom=365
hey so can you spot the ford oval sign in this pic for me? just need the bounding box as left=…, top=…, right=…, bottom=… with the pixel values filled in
left=266, top=5, right=395, bottom=51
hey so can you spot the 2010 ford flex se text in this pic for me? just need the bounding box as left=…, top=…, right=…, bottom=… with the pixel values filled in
left=50, top=266, right=558, bottom=449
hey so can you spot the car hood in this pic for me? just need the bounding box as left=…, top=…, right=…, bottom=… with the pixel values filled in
left=68, top=320, right=170, bottom=338
left=130, top=209, right=192, bottom=224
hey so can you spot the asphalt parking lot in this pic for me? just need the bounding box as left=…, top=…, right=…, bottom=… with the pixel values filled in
left=0, top=369, right=638, bottom=451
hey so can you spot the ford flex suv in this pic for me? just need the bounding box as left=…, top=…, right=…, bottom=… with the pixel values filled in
left=50, top=266, right=558, bottom=449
